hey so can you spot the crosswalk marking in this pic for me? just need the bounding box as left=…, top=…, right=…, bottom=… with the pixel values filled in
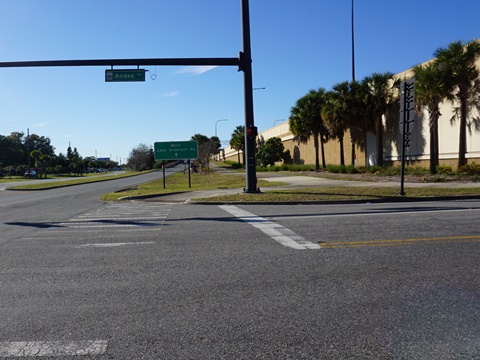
left=19, top=203, right=172, bottom=243
left=0, top=340, right=108, bottom=357
left=219, top=205, right=321, bottom=250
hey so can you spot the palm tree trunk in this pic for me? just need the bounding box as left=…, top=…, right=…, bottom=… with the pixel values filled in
left=458, top=100, right=468, bottom=168
left=320, top=138, right=326, bottom=169
left=430, top=113, right=439, bottom=174
left=375, top=115, right=384, bottom=166
left=313, top=133, right=320, bottom=171
left=339, top=135, right=345, bottom=166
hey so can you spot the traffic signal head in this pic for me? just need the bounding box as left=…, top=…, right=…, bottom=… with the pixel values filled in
left=246, top=125, right=258, bottom=138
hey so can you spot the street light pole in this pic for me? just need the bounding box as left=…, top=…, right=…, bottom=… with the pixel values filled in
left=215, top=119, right=228, bottom=138
left=351, top=0, right=356, bottom=166
left=351, top=0, right=355, bottom=83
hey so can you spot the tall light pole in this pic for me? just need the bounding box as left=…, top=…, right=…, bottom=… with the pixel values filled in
left=351, top=0, right=355, bottom=82
left=215, top=119, right=228, bottom=138
left=274, top=119, right=285, bottom=126
left=351, top=0, right=356, bottom=166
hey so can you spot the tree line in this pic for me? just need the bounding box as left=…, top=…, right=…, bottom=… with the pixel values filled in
left=0, top=131, right=119, bottom=177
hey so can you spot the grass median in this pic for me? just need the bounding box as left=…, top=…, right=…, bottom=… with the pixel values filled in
left=100, top=171, right=285, bottom=201
left=193, top=186, right=480, bottom=203
left=7, top=171, right=146, bottom=190
left=102, top=170, right=480, bottom=202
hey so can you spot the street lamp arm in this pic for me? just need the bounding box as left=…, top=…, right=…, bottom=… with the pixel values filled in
left=215, top=119, right=228, bottom=137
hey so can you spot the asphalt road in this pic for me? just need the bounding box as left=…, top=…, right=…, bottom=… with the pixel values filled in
left=0, top=172, right=479, bottom=359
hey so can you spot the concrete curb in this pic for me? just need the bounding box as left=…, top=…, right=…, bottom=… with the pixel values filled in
left=188, top=194, right=480, bottom=205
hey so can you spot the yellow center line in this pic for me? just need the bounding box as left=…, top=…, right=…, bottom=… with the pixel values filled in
left=321, top=235, right=480, bottom=249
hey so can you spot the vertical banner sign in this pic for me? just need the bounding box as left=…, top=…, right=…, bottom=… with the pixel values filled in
left=400, top=78, right=415, bottom=195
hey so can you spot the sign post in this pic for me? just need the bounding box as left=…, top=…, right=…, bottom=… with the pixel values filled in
left=154, top=141, right=198, bottom=188
left=400, top=78, right=415, bottom=195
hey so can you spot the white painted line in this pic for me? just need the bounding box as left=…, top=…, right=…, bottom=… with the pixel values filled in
left=219, top=205, right=320, bottom=250
left=0, top=340, right=108, bottom=357
left=73, top=216, right=167, bottom=220
left=76, top=241, right=155, bottom=248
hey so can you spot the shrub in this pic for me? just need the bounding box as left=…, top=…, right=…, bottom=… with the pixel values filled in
left=366, top=165, right=383, bottom=174
left=345, top=165, right=359, bottom=174
left=326, top=165, right=343, bottom=173
left=406, top=166, right=428, bottom=176
left=458, top=162, right=480, bottom=175
left=436, top=165, right=453, bottom=174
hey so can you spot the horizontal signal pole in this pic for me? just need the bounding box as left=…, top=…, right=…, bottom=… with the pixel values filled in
left=0, top=57, right=240, bottom=68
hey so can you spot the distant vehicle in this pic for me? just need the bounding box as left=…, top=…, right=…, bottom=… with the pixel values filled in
left=24, top=170, right=37, bottom=177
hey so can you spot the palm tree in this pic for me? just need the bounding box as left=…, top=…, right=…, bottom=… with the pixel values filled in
left=362, top=72, right=397, bottom=166
left=289, top=89, right=329, bottom=171
left=229, top=126, right=245, bottom=165
left=434, top=40, right=480, bottom=168
left=413, top=62, right=452, bottom=174
left=322, top=81, right=363, bottom=166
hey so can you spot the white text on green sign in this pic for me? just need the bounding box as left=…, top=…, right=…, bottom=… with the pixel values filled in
left=154, top=141, right=198, bottom=160
left=105, top=69, right=146, bottom=82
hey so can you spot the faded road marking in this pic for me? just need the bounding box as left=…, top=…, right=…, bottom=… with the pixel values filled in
left=76, top=241, right=155, bottom=248
left=321, top=235, right=480, bottom=249
left=0, top=340, right=108, bottom=357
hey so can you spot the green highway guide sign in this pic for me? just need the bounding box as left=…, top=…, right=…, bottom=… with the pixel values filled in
left=154, top=141, right=198, bottom=160
left=105, top=69, right=145, bottom=82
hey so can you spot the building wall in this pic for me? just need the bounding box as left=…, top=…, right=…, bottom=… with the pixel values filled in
left=223, top=122, right=366, bottom=167
left=383, top=59, right=480, bottom=169
left=223, top=57, right=480, bottom=170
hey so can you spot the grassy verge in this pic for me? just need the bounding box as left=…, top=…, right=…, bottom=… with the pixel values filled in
left=194, top=186, right=480, bottom=203
left=7, top=171, right=147, bottom=190
left=100, top=172, right=285, bottom=201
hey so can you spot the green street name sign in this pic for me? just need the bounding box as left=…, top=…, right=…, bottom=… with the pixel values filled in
left=154, top=141, right=198, bottom=160
left=105, top=69, right=146, bottom=82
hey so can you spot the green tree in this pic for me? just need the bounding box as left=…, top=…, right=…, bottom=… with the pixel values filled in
left=362, top=72, right=397, bottom=166
left=289, top=88, right=329, bottom=171
left=322, top=82, right=361, bottom=166
left=434, top=40, right=480, bottom=168
left=210, top=136, right=221, bottom=155
left=229, top=126, right=245, bottom=165
left=26, top=133, right=55, bottom=158
left=413, top=62, right=453, bottom=174
left=30, top=149, right=42, bottom=175
left=127, top=143, right=153, bottom=171
left=190, top=133, right=218, bottom=172
left=256, top=137, right=285, bottom=167
left=5, top=132, right=26, bottom=167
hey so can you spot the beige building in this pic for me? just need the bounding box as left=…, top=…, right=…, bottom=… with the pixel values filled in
left=223, top=58, right=480, bottom=170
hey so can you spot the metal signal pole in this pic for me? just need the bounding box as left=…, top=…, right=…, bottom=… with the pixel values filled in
left=240, top=0, right=259, bottom=193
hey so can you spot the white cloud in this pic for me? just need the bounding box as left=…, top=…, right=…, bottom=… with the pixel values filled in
left=31, top=121, right=52, bottom=128
left=175, top=66, right=217, bottom=75
left=156, top=91, right=179, bottom=98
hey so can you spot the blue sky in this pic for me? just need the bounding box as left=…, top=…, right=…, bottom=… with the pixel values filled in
left=0, top=0, right=479, bottom=164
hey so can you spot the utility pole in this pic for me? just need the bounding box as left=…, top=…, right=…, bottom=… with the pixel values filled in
left=27, top=128, right=31, bottom=169
left=351, top=0, right=356, bottom=167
